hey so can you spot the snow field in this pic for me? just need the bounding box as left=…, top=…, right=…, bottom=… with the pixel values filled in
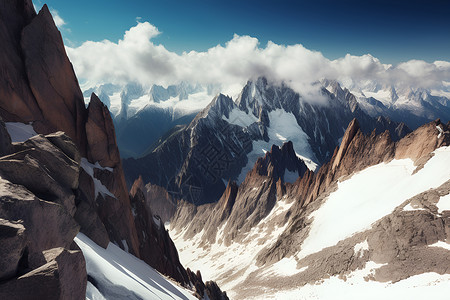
left=75, top=233, right=197, bottom=300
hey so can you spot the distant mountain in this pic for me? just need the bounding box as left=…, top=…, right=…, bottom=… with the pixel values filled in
left=83, top=82, right=220, bottom=158
left=342, top=80, right=450, bottom=129
left=123, top=77, right=409, bottom=215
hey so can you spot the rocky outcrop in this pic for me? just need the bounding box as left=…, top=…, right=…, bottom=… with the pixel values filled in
left=84, top=92, right=140, bottom=255
left=86, top=93, right=120, bottom=168
left=0, top=0, right=43, bottom=124
left=129, top=179, right=189, bottom=285
left=74, top=168, right=110, bottom=249
left=250, top=141, right=308, bottom=182
left=171, top=142, right=307, bottom=246
left=186, top=268, right=229, bottom=300
left=21, top=5, right=87, bottom=152
left=0, top=247, right=86, bottom=300
left=0, top=1, right=87, bottom=153
left=0, top=131, right=86, bottom=298
left=0, top=219, right=26, bottom=280
left=290, top=119, right=449, bottom=208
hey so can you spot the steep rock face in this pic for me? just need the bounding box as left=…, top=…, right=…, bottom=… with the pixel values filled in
left=21, top=5, right=87, bottom=152
left=84, top=92, right=140, bottom=255
left=0, top=2, right=87, bottom=153
left=129, top=179, right=229, bottom=299
left=129, top=180, right=189, bottom=284
left=0, top=0, right=43, bottom=124
left=86, top=93, right=120, bottom=168
left=0, top=3, right=229, bottom=299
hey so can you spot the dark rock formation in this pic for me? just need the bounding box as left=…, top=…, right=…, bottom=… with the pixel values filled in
left=186, top=268, right=229, bottom=300
left=251, top=141, right=308, bottom=182
left=0, top=1, right=87, bottom=153
left=129, top=180, right=189, bottom=284
left=170, top=141, right=307, bottom=246
left=0, top=219, right=26, bottom=280
left=21, top=5, right=87, bottom=152
left=0, top=118, right=13, bottom=156
left=74, top=169, right=110, bottom=249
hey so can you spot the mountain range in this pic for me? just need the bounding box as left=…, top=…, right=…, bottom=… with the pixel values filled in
left=1, top=1, right=449, bottom=299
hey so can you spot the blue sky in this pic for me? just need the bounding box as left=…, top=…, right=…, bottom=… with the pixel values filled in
left=34, top=0, right=450, bottom=64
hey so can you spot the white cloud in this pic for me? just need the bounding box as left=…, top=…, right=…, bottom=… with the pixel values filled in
left=50, top=8, right=66, bottom=28
left=66, top=22, right=450, bottom=100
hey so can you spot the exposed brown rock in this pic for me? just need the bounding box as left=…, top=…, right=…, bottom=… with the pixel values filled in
left=0, top=0, right=43, bottom=124
left=332, top=118, right=360, bottom=171
left=83, top=92, right=141, bottom=255
left=86, top=93, right=120, bottom=168
left=395, top=119, right=450, bottom=161
left=21, top=5, right=87, bottom=152
left=74, top=169, right=110, bottom=249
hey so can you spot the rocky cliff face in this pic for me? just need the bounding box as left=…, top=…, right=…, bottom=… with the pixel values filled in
left=169, top=118, right=450, bottom=298
left=0, top=2, right=227, bottom=299
left=0, top=1, right=87, bottom=153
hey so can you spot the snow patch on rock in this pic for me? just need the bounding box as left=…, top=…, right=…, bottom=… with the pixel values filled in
left=298, top=146, right=450, bottom=260
left=80, top=158, right=116, bottom=199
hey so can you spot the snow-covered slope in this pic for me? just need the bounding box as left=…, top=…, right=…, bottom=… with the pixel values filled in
left=75, top=233, right=198, bottom=300
left=169, top=121, right=450, bottom=299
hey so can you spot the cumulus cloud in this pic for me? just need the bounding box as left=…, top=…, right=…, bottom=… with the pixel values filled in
left=66, top=21, right=450, bottom=100
left=50, top=9, right=66, bottom=28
